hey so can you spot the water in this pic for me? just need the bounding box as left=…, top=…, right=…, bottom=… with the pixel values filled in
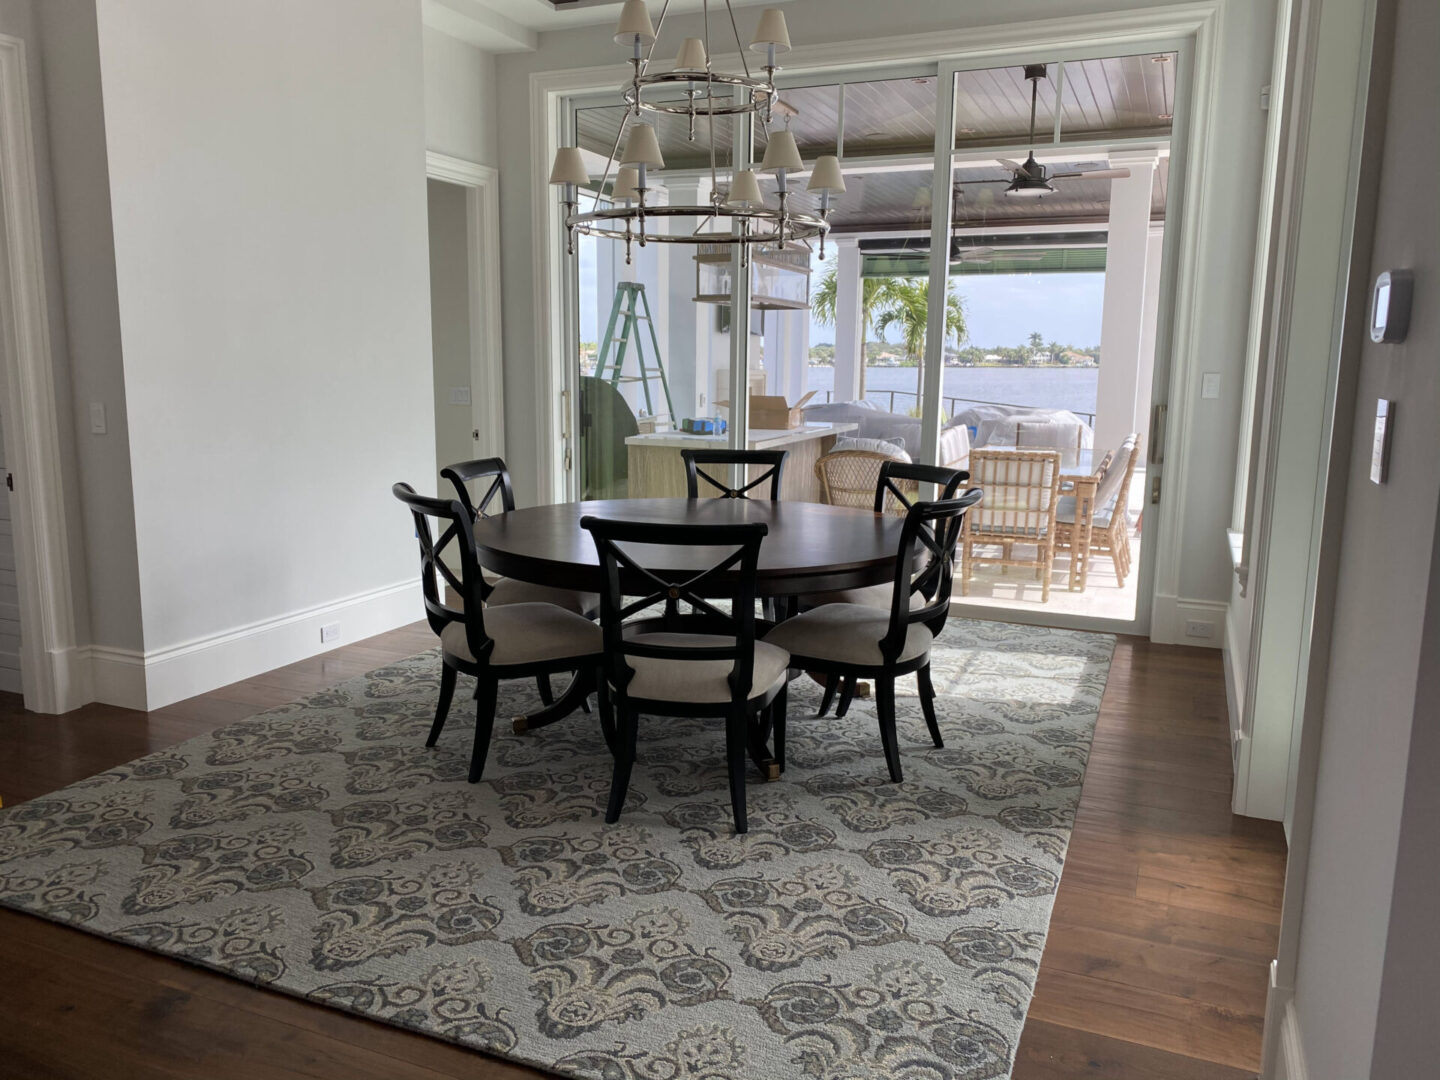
left=804, top=365, right=1099, bottom=421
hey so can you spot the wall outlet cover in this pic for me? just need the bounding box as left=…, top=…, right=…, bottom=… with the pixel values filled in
left=89, top=401, right=107, bottom=434
left=447, top=386, right=471, bottom=406
left=1184, top=619, right=1216, bottom=639
left=1201, top=373, right=1221, bottom=399
left=320, top=622, right=341, bottom=643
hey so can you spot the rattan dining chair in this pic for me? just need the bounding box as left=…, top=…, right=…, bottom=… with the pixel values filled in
left=393, top=483, right=603, bottom=782
left=960, top=448, right=1062, bottom=603
left=680, top=448, right=788, bottom=500
left=581, top=517, right=789, bottom=834
left=815, top=448, right=908, bottom=511
left=1055, top=434, right=1141, bottom=587
left=764, top=485, right=983, bottom=783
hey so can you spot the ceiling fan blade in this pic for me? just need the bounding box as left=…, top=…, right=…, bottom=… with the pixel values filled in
left=997, top=157, right=1031, bottom=178
left=954, top=178, right=1009, bottom=185
left=1052, top=168, right=1132, bottom=180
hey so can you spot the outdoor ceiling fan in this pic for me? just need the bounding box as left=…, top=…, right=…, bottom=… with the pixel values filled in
left=983, top=63, right=1132, bottom=197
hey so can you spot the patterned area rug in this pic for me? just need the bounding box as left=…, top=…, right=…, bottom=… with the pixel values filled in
left=0, top=621, right=1113, bottom=1080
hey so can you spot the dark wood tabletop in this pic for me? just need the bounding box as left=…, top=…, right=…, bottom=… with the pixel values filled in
left=473, top=497, right=904, bottom=597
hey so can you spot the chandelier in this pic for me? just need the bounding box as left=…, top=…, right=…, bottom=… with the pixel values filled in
left=547, top=1, right=846, bottom=264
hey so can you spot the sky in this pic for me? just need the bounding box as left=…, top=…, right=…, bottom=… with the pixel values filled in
left=577, top=235, right=1106, bottom=351
left=808, top=265, right=1107, bottom=350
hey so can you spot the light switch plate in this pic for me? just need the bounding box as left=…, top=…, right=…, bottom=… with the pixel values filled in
left=1371, top=400, right=1394, bottom=484
left=89, top=401, right=107, bottom=434
left=447, top=386, right=471, bottom=406
left=1201, top=373, right=1220, bottom=399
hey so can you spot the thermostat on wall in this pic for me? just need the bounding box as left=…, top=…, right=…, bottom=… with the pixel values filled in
left=1370, top=270, right=1412, bottom=344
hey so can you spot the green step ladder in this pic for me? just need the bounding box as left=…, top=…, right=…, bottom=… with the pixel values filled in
left=594, top=281, right=675, bottom=425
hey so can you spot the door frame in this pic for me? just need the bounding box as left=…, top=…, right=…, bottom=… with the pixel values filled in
left=425, top=151, right=506, bottom=460
left=531, top=3, right=1224, bottom=641
left=0, top=34, right=87, bottom=714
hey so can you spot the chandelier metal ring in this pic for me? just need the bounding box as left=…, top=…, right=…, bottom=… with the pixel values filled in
left=567, top=204, right=828, bottom=245
left=622, top=71, right=775, bottom=117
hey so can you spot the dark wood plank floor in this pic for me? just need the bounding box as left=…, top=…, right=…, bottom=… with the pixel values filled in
left=0, top=625, right=1284, bottom=1079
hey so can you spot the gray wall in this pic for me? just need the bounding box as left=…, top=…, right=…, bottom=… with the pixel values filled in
left=493, top=0, right=1277, bottom=626
left=1290, top=0, right=1439, bottom=1073
left=428, top=178, right=475, bottom=488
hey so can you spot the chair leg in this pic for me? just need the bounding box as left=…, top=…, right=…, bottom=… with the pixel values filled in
left=427, top=661, right=458, bottom=747
left=596, top=672, right=617, bottom=755
left=961, top=540, right=972, bottom=596
left=725, top=707, right=749, bottom=834
left=1041, top=541, right=1054, bottom=603
left=836, top=675, right=856, bottom=718
left=535, top=674, right=554, bottom=706
left=773, top=684, right=788, bottom=774
left=816, top=675, right=838, bottom=718
left=604, top=707, right=638, bottom=824
left=917, top=664, right=943, bottom=749
left=875, top=676, right=902, bottom=783
left=468, top=674, right=498, bottom=783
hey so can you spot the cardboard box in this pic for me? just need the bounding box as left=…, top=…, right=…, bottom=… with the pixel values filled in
left=749, top=389, right=818, bottom=430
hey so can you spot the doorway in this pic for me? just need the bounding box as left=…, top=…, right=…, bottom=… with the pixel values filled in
left=423, top=153, right=506, bottom=491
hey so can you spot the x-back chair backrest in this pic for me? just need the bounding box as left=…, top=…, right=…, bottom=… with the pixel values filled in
left=875, top=460, right=969, bottom=514
left=392, top=482, right=492, bottom=663
left=581, top=517, right=768, bottom=705
left=879, top=488, right=985, bottom=662
left=681, top=449, right=788, bottom=500
left=441, top=457, right=517, bottom=522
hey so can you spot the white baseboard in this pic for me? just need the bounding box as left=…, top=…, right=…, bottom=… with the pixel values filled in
left=86, top=579, right=421, bottom=712
left=1223, top=602, right=1247, bottom=748
left=1274, top=1000, right=1309, bottom=1080
left=1149, top=593, right=1227, bottom=648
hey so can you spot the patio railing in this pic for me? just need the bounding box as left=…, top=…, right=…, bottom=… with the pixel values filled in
left=820, top=389, right=1097, bottom=428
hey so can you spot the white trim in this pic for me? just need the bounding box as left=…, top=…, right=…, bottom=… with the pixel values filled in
left=1263, top=982, right=1309, bottom=1080
left=0, top=35, right=90, bottom=714
left=530, top=2, right=1225, bottom=640
left=87, top=578, right=423, bottom=711
left=425, top=151, right=506, bottom=460
left=1150, top=593, right=1226, bottom=648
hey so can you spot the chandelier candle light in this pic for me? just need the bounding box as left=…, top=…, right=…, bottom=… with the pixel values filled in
left=548, top=1, right=844, bottom=265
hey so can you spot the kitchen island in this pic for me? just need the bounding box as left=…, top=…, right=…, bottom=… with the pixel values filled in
left=625, top=422, right=858, bottom=500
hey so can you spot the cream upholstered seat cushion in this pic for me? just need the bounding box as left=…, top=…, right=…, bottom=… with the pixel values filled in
left=440, top=604, right=601, bottom=668
left=620, top=633, right=790, bottom=704
left=798, top=582, right=925, bottom=611
left=488, top=577, right=598, bottom=616
left=764, top=603, right=933, bottom=667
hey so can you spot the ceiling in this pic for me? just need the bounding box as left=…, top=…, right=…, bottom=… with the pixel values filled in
left=575, top=52, right=1174, bottom=229
left=424, top=0, right=787, bottom=52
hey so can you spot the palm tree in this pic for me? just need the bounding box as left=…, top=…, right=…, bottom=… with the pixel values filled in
left=811, top=264, right=893, bottom=398
left=813, top=266, right=966, bottom=403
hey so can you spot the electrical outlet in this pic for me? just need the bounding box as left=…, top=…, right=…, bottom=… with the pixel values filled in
left=320, top=622, right=341, bottom=644
left=447, top=386, right=471, bottom=406
left=1201, top=373, right=1221, bottom=399
left=1184, top=619, right=1215, bottom=639
left=89, top=401, right=107, bottom=434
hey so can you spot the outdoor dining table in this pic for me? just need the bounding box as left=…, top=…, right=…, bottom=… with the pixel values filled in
left=472, top=497, right=909, bottom=771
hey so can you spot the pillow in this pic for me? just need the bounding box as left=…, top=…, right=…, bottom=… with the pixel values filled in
left=832, top=436, right=911, bottom=461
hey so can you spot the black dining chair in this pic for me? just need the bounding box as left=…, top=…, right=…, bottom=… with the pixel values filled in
left=393, top=483, right=603, bottom=782
left=800, top=461, right=970, bottom=718
left=580, top=516, right=790, bottom=834
left=443, top=457, right=600, bottom=707
left=680, top=448, right=788, bottom=500
left=763, top=482, right=984, bottom=783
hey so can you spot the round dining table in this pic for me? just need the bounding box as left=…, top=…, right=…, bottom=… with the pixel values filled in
left=472, top=496, right=907, bottom=598
left=472, top=497, right=906, bottom=770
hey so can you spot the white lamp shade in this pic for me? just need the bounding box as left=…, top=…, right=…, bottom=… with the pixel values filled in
left=674, top=37, right=707, bottom=70
left=749, top=8, right=791, bottom=52
left=726, top=169, right=764, bottom=207
left=548, top=147, right=589, bottom=187
left=621, top=122, right=665, bottom=168
left=611, top=166, right=640, bottom=201
left=613, top=0, right=656, bottom=45
left=760, top=130, right=804, bottom=173
left=807, top=155, right=846, bottom=193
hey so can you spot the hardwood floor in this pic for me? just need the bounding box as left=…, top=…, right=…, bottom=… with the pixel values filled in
left=0, top=625, right=1285, bottom=1080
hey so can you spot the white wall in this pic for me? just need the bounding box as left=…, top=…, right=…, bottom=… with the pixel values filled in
left=1284, top=0, right=1439, bottom=1073
left=493, top=0, right=1278, bottom=636
left=423, top=24, right=497, bottom=166
left=90, top=0, right=434, bottom=704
